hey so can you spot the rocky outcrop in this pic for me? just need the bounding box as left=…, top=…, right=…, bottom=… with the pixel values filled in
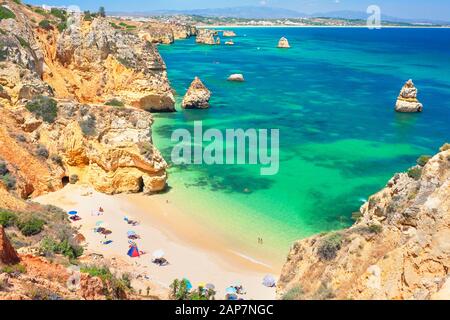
left=395, top=79, right=423, bottom=113
left=182, top=77, right=211, bottom=109
left=171, top=23, right=197, bottom=39
left=51, top=17, right=175, bottom=112
left=0, top=226, right=20, bottom=266
left=228, top=74, right=245, bottom=82
left=277, top=37, right=290, bottom=48
left=196, top=29, right=218, bottom=45
left=139, top=23, right=174, bottom=44
left=223, top=30, right=236, bottom=37
left=277, top=144, right=450, bottom=300
left=225, top=40, right=234, bottom=46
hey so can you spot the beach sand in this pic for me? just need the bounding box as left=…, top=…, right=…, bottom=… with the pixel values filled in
left=35, top=184, right=278, bottom=300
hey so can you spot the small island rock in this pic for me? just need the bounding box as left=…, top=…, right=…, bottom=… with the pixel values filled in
left=223, top=30, right=237, bottom=37
left=182, top=77, right=211, bottom=109
left=225, top=40, right=234, bottom=45
left=228, top=74, right=245, bottom=82
left=277, top=37, right=290, bottom=48
left=395, top=79, right=423, bottom=113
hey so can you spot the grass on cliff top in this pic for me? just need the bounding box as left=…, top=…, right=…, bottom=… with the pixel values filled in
left=0, top=6, right=16, bottom=21
left=80, top=265, right=132, bottom=300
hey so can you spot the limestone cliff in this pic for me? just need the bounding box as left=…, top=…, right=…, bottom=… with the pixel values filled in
left=0, top=1, right=178, bottom=196
left=182, top=77, right=211, bottom=109
left=277, top=144, right=450, bottom=300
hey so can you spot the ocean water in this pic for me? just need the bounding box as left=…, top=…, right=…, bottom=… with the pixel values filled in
left=154, top=27, right=450, bottom=266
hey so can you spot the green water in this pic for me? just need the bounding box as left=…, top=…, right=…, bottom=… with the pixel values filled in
left=153, top=27, right=450, bottom=265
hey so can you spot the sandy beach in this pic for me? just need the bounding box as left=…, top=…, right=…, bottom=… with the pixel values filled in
left=35, top=184, right=278, bottom=300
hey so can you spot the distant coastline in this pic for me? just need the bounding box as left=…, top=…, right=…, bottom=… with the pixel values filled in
left=197, top=25, right=450, bottom=29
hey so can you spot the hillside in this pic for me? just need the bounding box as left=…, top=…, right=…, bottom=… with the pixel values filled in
left=278, top=145, right=450, bottom=300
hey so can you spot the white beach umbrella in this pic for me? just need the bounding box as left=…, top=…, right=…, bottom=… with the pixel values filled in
left=152, top=249, right=165, bottom=260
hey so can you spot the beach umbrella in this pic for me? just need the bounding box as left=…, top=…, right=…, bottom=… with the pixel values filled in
left=68, top=211, right=78, bottom=216
left=226, top=287, right=237, bottom=295
left=95, top=221, right=104, bottom=226
left=262, top=275, right=276, bottom=288
left=183, top=278, right=193, bottom=290
left=232, top=281, right=242, bottom=288
left=226, top=293, right=238, bottom=300
left=127, top=244, right=140, bottom=258
left=205, top=283, right=215, bottom=290
left=197, top=282, right=206, bottom=289
left=127, top=231, right=137, bottom=237
left=152, top=249, right=165, bottom=260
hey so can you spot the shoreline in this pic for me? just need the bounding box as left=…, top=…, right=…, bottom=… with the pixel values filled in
left=35, top=184, right=278, bottom=300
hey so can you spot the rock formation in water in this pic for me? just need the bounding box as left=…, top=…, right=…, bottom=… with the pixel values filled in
left=225, top=40, right=234, bottom=45
left=277, top=144, right=450, bottom=300
left=196, top=29, right=219, bottom=45
left=277, top=37, right=290, bottom=48
left=395, top=79, right=423, bottom=113
left=182, top=77, right=211, bottom=109
left=223, top=30, right=236, bottom=37
left=228, top=74, right=245, bottom=82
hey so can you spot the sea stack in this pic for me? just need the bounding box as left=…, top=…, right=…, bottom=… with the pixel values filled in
left=277, top=37, right=290, bottom=48
left=225, top=40, right=234, bottom=45
left=196, top=29, right=218, bottom=45
left=395, top=79, right=423, bottom=112
left=223, top=30, right=236, bottom=37
left=182, top=77, right=211, bottom=109
left=228, top=74, right=245, bottom=82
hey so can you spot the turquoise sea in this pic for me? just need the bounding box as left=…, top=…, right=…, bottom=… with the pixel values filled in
left=154, top=27, right=450, bottom=266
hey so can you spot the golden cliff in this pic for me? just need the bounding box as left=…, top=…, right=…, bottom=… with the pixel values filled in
left=0, top=0, right=187, bottom=197
left=278, top=144, right=450, bottom=300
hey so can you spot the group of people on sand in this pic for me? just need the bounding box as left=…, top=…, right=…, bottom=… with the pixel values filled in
left=257, top=237, right=264, bottom=245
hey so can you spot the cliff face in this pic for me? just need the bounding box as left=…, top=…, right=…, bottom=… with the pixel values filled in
left=278, top=145, right=450, bottom=300
left=0, top=1, right=176, bottom=196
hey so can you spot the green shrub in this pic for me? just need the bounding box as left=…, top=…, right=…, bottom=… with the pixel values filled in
left=57, top=21, right=67, bottom=32
left=282, top=285, right=304, bottom=300
left=13, top=0, right=22, bottom=4
left=25, top=95, right=58, bottom=123
left=0, top=210, right=17, bottom=227
left=40, top=236, right=83, bottom=259
left=368, top=224, right=382, bottom=234
left=317, top=233, right=343, bottom=261
left=79, top=115, right=97, bottom=136
left=50, top=154, right=63, bottom=165
left=69, top=174, right=79, bottom=184
left=351, top=211, right=362, bottom=222
left=0, top=160, right=16, bottom=190
left=34, top=8, right=47, bottom=15
left=110, top=22, right=120, bottom=29
left=0, top=6, right=16, bottom=21
left=105, top=98, right=124, bottom=107
left=38, top=19, right=53, bottom=30
left=0, top=48, right=7, bottom=61
left=50, top=8, right=66, bottom=20
left=16, top=36, right=30, bottom=49
left=1, top=264, right=26, bottom=275
left=17, top=217, right=45, bottom=236
left=36, top=145, right=49, bottom=159
left=80, top=265, right=129, bottom=299
left=416, top=155, right=432, bottom=167
left=169, top=279, right=215, bottom=300
left=83, top=11, right=93, bottom=21
left=407, top=167, right=422, bottom=180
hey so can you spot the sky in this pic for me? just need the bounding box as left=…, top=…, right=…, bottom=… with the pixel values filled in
left=24, top=0, right=450, bottom=21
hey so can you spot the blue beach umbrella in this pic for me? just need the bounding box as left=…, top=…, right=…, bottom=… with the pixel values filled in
left=183, top=278, right=193, bottom=290
left=127, top=231, right=136, bottom=237
left=68, top=211, right=78, bottom=215
left=226, top=287, right=237, bottom=295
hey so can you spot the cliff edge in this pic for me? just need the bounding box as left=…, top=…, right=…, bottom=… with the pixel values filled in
left=278, top=144, right=450, bottom=300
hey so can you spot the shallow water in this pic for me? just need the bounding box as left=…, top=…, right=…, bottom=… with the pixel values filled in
left=154, top=27, right=450, bottom=265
